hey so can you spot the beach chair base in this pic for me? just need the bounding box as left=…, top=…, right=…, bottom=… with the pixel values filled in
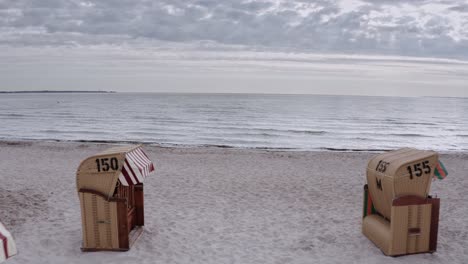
left=362, top=185, right=440, bottom=256
left=81, top=226, right=144, bottom=252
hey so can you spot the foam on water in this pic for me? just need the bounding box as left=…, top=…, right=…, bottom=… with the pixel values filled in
left=0, top=93, right=467, bottom=151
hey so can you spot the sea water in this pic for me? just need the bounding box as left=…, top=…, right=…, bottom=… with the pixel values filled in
left=0, top=93, right=467, bottom=151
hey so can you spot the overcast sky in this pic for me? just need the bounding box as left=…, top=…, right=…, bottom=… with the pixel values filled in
left=1, top=0, right=468, bottom=96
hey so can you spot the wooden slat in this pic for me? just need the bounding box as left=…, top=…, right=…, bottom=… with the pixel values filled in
left=83, top=193, right=97, bottom=249
left=96, top=197, right=108, bottom=248
left=393, top=195, right=430, bottom=206
left=79, top=193, right=88, bottom=248
left=117, top=201, right=129, bottom=249
left=390, top=205, right=408, bottom=255
left=127, top=207, right=136, bottom=233
left=110, top=202, right=119, bottom=249
left=79, top=189, right=126, bottom=202
left=417, top=204, right=432, bottom=253
left=406, top=205, right=418, bottom=253
left=429, top=198, right=440, bottom=252
left=135, top=184, right=144, bottom=226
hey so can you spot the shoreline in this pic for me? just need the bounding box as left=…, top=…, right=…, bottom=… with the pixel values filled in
left=1, top=139, right=464, bottom=154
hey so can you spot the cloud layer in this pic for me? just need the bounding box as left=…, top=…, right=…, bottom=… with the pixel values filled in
left=1, top=0, right=468, bottom=58
left=1, top=45, right=467, bottom=96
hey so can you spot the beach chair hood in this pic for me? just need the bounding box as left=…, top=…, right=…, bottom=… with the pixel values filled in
left=76, top=145, right=155, bottom=199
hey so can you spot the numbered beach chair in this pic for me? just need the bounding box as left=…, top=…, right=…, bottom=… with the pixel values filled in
left=0, top=221, right=17, bottom=263
left=76, top=145, right=155, bottom=251
left=362, top=148, right=440, bottom=256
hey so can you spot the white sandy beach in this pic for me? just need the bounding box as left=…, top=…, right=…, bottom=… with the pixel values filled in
left=0, top=141, right=467, bottom=264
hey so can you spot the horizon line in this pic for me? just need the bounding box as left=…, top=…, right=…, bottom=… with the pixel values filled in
left=1, top=90, right=466, bottom=99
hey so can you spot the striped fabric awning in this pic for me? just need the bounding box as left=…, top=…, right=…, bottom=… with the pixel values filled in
left=118, top=147, right=155, bottom=186
left=0, top=221, right=17, bottom=263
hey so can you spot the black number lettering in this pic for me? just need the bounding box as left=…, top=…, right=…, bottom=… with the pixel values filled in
left=408, top=161, right=431, bottom=180
left=407, top=166, right=413, bottom=179
left=110, top=158, right=119, bottom=170
left=382, top=162, right=388, bottom=172
left=96, top=159, right=101, bottom=172
left=96, top=157, right=119, bottom=172
left=376, top=178, right=383, bottom=191
left=375, top=160, right=383, bottom=171
left=101, top=158, right=110, bottom=171
left=423, top=160, right=431, bottom=174
left=414, top=163, right=422, bottom=177
left=376, top=160, right=389, bottom=173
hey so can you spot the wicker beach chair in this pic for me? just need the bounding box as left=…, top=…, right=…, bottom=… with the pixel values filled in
left=362, top=148, right=440, bottom=256
left=76, top=145, right=155, bottom=251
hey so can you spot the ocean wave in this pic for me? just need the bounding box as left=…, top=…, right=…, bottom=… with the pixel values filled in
left=73, top=139, right=151, bottom=144
left=388, top=122, right=437, bottom=126
left=0, top=113, right=26, bottom=118
left=388, top=133, right=434, bottom=138
left=319, top=147, right=391, bottom=152
left=39, top=129, right=111, bottom=135
left=283, top=129, right=326, bottom=135
left=208, top=127, right=327, bottom=135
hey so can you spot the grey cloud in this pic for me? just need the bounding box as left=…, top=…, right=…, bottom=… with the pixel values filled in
left=448, top=4, right=468, bottom=11
left=360, top=0, right=432, bottom=4
left=0, top=0, right=467, bottom=59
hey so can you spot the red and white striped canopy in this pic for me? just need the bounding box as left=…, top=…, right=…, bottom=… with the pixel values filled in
left=118, top=147, right=155, bottom=186
left=0, top=221, right=17, bottom=263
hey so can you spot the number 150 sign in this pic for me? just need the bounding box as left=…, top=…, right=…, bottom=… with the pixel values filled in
left=95, top=157, right=119, bottom=172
